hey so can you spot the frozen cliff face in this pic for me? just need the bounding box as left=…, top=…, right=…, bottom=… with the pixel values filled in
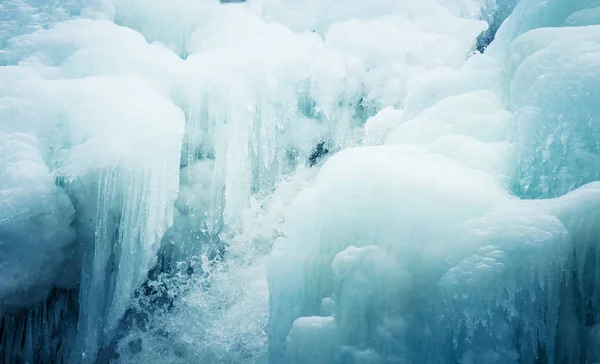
left=0, top=10, right=184, bottom=362
left=4, top=0, right=600, bottom=364
left=267, top=0, right=600, bottom=363
left=0, top=0, right=490, bottom=362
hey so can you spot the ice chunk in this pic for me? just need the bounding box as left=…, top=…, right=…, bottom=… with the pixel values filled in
left=429, top=134, right=514, bottom=180
left=2, top=19, right=183, bottom=91
left=0, top=132, right=76, bottom=310
left=49, top=76, right=185, bottom=362
left=0, top=0, right=80, bottom=48
left=439, top=210, right=570, bottom=364
left=285, top=316, right=340, bottom=364
left=387, top=91, right=511, bottom=145
left=255, top=0, right=489, bottom=34
left=362, top=107, right=403, bottom=146
left=506, top=26, right=600, bottom=198
left=1, top=19, right=186, bottom=359
left=488, top=0, right=596, bottom=53
left=402, top=62, right=500, bottom=121
left=322, top=10, right=487, bottom=111
left=268, top=144, right=513, bottom=363
left=563, top=6, right=600, bottom=26
left=332, top=246, right=411, bottom=349
left=539, top=183, right=600, bottom=315
left=268, top=140, right=581, bottom=363
left=265, top=9, right=600, bottom=357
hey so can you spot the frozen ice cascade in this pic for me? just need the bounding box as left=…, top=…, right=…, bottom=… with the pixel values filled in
left=2, top=0, right=600, bottom=363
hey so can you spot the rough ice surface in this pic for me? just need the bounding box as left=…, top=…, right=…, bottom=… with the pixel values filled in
left=3, top=0, right=600, bottom=363
left=0, top=133, right=76, bottom=309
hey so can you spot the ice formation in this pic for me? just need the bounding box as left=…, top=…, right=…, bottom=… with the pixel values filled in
left=2, top=0, right=600, bottom=363
left=268, top=0, right=600, bottom=363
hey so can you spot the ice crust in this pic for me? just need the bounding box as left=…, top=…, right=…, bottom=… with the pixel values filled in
left=3, top=0, right=600, bottom=363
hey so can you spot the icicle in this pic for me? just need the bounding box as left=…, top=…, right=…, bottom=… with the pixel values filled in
left=0, top=290, right=76, bottom=364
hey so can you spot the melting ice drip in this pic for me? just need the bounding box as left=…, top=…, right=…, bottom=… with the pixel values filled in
left=2, top=0, right=600, bottom=364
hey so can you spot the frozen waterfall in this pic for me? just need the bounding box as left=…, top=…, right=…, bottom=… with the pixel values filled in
left=2, top=0, right=600, bottom=363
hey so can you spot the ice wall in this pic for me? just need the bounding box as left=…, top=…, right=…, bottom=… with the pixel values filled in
left=5, top=0, right=600, bottom=363
left=0, top=8, right=184, bottom=361
left=1, top=0, right=488, bottom=361
left=107, top=1, right=488, bottom=362
left=267, top=0, right=600, bottom=363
